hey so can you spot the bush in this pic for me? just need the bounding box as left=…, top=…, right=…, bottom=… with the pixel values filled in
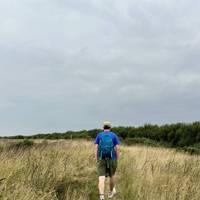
left=124, top=137, right=161, bottom=147
left=7, top=139, right=34, bottom=151
left=182, top=146, right=200, bottom=155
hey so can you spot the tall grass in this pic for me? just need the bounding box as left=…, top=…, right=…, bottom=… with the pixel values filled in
left=0, top=140, right=200, bottom=199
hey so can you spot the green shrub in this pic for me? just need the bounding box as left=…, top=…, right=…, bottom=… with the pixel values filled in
left=182, top=146, right=200, bottom=155
left=124, top=137, right=161, bottom=147
left=7, top=139, right=34, bottom=151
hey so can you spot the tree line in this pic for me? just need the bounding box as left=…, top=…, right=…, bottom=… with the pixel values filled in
left=1, top=121, right=200, bottom=148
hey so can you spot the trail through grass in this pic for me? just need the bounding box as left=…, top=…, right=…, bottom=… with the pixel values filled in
left=0, top=140, right=200, bottom=199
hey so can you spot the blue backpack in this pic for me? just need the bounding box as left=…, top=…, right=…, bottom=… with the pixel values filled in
left=98, top=133, right=114, bottom=160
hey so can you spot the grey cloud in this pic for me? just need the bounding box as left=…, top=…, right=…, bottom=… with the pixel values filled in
left=0, top=0, right=200, bottom=135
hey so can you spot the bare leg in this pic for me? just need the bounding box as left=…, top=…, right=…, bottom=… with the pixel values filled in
left=109, top=176, right=115, bottom=191
left=99, top=176, right=106, bottom=195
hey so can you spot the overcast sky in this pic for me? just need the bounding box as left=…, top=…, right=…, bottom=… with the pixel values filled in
left=0, top=0, right=200, bottom=136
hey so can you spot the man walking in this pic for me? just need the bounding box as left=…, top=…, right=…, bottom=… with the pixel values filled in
left=94, top=121, right=120, bottom=200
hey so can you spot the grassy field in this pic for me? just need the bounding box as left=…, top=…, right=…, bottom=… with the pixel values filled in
left=0, top=139, right=200, bottom=200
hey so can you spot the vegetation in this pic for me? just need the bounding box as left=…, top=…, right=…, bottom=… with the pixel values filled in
left=0, top=140, right=200, bottom=200
left=3, top=121, right=200, bottom=154
left=6, top=139, right=34, bottom=151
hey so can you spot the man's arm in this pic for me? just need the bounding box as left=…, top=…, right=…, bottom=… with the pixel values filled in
left=115, top=144, right=120, bottom=160
left=113, top=134, right=120, bottom=160
left=94, top=134, right=100, bottom=161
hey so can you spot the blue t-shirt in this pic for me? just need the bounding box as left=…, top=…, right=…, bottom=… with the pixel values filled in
left=94, top=131, right=120, bottom=160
